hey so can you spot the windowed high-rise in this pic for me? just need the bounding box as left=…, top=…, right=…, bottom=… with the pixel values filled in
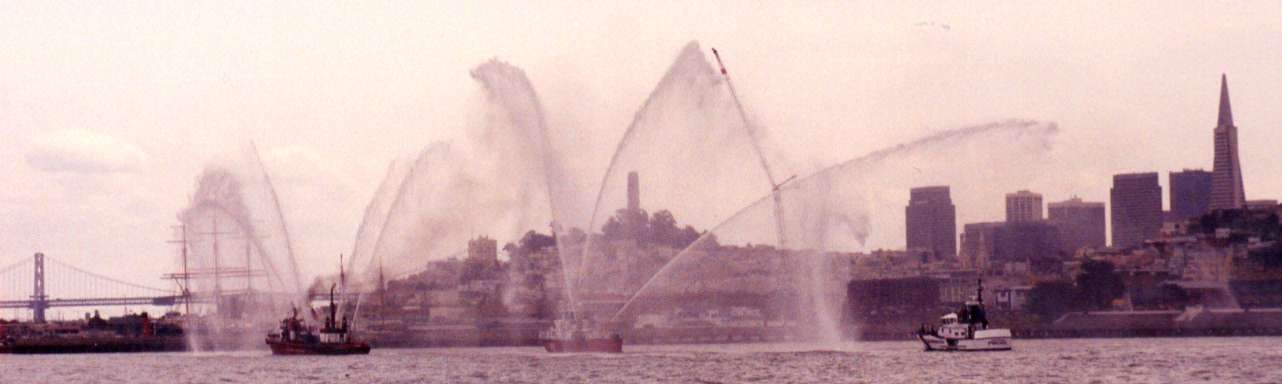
left=1209, top=74, right=1246, bottom=210
left=1048, top=197, right=1106, bottom=256
left=1005, top=190, right=1044, bottom=223
left=1111, top=173, right=1163, bottom=248
left=906, top=186, right=956, bottom=260
left=1170, top=169, right=1212, bottom=221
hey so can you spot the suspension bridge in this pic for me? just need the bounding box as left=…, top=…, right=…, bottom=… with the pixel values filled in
left=0, top=252, right=184, bottom=322
left=2, top=252, right=369, bottom=323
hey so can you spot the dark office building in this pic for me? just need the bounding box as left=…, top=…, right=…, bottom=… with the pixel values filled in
left=906, top=186, right=957, bottom=260
left=1048, top=197, right=1107, bottom=256
left=960, top=222, right=1002, bottom=268
left=1170, top=169, right=1212, bottom=221
left=1111, top=172, right=1164, bottom=248
left=959, top=221, right=1060, bottom=267
left=993, top=221, right=1062, bottom=262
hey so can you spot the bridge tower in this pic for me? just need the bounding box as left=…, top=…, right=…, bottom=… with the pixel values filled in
left=31, top=252, right=48, bottom=323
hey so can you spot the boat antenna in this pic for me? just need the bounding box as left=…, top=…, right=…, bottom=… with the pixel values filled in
left=336, top=253, right=347, bottom=320
left=976, top=278, right=984, bottom=304
left=329, top=283, right=337, bottom=328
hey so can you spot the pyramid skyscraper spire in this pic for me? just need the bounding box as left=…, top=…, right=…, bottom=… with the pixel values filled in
left=1217, top=73, right=1233, bottom=127
left=1209, top=74, right=1246, bottom=210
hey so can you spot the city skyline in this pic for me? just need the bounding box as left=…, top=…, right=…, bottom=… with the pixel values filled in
left=3, top=4, right=1281, bottom=380
left=907, top=74, right=1275, bottom=250
left=3, top=3, right=1281, bottom=288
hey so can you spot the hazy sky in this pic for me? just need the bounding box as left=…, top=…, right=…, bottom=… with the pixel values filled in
left=2, top=2, right=1280, bottom=296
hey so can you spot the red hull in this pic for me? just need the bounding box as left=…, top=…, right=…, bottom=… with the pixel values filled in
left=542, top=338, right=623, bottom=353
left=266, top=339, right=370, bottom=355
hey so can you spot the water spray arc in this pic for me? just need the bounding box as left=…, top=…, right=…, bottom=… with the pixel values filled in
left=609, top=120, right=1060, bottom=340
left=715, top=47, right=842, bottom=340
left=711, top=47, right=794, bottom=250
left=343, top=60, right=577, bottom=327
left=176, top=145, right=309, bottom=350
left=248, top=143, right=304, bottom=298
left=575, top=43, right=788, bottom=322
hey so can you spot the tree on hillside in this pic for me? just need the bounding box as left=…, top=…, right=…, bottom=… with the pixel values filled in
left=1250, top=242, right=1282, bottom=268
left=650, top=210, right=679, bottom=245
left=602, top=208, right=649, bottom=241
left=1076, top=260, right=1126, bottom=310
left=1025, top=281, right=1079, bottom=322
left=517, top=230, right=556, bottom=253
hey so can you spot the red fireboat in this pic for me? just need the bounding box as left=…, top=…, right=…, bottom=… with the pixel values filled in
left=265, top=284, right=370, bottom=355
left=540, top=313, right=623, bottom=353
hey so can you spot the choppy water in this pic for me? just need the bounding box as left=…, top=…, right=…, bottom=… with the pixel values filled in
left=3, top=338, right=1280, bottom=383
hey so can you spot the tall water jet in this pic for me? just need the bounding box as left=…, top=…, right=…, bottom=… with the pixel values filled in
left=347, top=59, right=578, bottom=315
left=612, top=120, right=1059, bottom=343
left=574, top=42, right=786, bottom=319
left=344, top=158, right=413, bottom=302
left=177, top=144, right=306, bottom=350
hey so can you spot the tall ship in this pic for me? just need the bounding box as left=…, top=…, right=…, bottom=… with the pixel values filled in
left=540, top=312, right=623, bottom=353
left=265, top=283, right=370, bottom=355
left=915, top=279, right=1012, bottom=352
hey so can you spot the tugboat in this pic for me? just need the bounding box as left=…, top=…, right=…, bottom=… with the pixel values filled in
left=916, top=279, right=1012, bottom=352
left=265, top=283, right=370, bottom=355
left=540, top=312, right=623, bottom=353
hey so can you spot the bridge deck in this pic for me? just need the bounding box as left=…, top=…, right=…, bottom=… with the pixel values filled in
left=0, top=296, right=185, bottom=309
left=0, top=292, right=364, bottom=310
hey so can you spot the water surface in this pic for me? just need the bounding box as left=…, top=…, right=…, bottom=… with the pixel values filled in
left=3, top=337, right=1279, bottom=383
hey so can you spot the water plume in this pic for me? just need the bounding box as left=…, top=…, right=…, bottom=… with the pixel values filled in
left=178, top=144, right=306, bottom=350
left=345, top=158, right=413, bottom=290
left=573, top=42, right=786, bottom=309
left=613, top=120, right=1059, bottom=343
left=348, top=59, right=576, bottom=301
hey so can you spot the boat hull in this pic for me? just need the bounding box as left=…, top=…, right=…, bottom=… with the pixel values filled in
left=918, top=331, right=1012, bottom=352
left=266, top=339, right=371, bottom=355
left=542, top=338, right=623, bottom=353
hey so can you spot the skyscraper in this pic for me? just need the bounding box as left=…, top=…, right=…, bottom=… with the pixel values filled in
left=1209, top=74, right=1246, bottom=210
left=959, top=221, right=1060, bottom=267
left=994, top=221, right=1061, bottom=262
left=1170, top=169, right=1213, bottom=220
left=1005, top=190, right=1044, bottom=222
left=1048, top=197, right=1106, bottom=256
left=959, top=222, right=1002, bottom=268
left=906, top=186, right=956, bottom=260
left=1111, top=172, right=1163, bottom=248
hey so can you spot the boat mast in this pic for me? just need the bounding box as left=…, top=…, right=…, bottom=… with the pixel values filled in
left=377, top=249, right=386, bottom=307
left=338, top=254, right=346, bottom=320
left=329, top=283, right=337, bottom=330
left=244, top=241, right=253, bottom=292
left=977, top=278, right=984, bottom=304
left=211, top=215, right=221, bottom=300
left=166, top=224, right=193, bottom=315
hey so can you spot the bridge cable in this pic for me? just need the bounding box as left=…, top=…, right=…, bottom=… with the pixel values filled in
left=45, top=256, right=174, bottom=295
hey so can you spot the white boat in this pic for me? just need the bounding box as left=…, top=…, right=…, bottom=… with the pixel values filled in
left=916, top=279, right=1012, bottom=352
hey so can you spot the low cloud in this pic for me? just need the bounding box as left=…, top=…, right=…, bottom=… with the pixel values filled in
left=25, top=130, right=149, bottom=174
